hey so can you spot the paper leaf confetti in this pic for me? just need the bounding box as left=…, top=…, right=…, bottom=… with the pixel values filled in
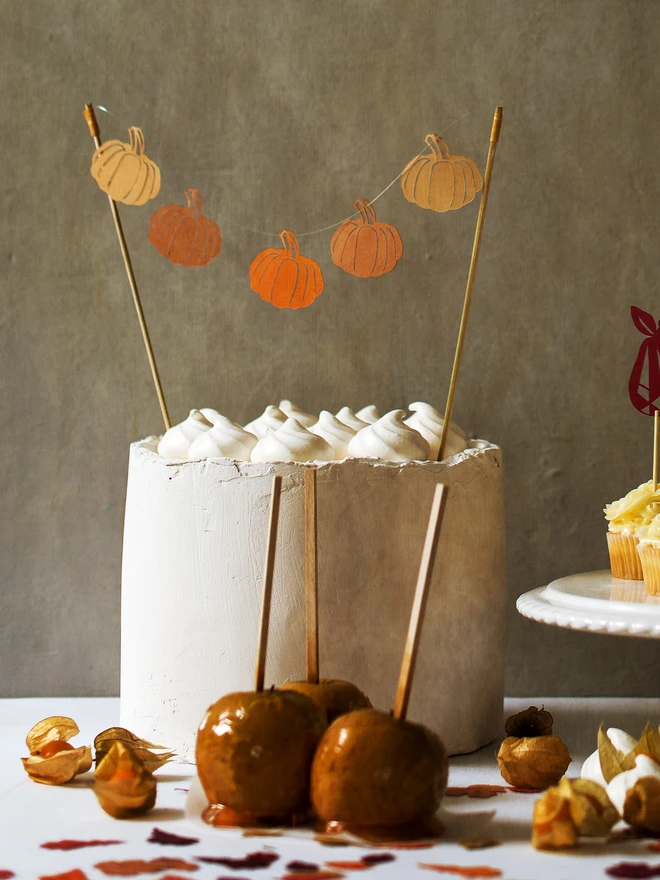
left=94, top=858, right=198, bottom=876
left=147, top=828, right=199, bottom=846
left=445, top=785, right=508, bottom=798
left=249, top=230, right=324, bottom=309
left=39, top=872, right=89, bottom=880
left=91, top=127, right=161, bottom=206
left=196, top=852, right=279, bottom=869
left=629, top=306, right=660, bottom=416
left=0, top=873, right=15, bottom=879
left=41, top=840, right=124, bottom=851
left=605, top=864, right=660, bottom=878
left=401, top=134, right=483, bottom=213
left=330, top=199, right=403, bottom=278
left=419, top=866, right=502, bottom=878
left=149, top=189, right=222, bottom=267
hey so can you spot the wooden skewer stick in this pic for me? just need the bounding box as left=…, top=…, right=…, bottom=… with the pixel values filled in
left=305, top=468, right=320, bottom=684
left=255, top=475, right=283, bottom=692
left=654, top=410, right=659, bottom=491
left=437, top=107, right=503, bottom=461
left=83, top=103, right=171, bottom=431
left=393, top=483, right=449, bottom=721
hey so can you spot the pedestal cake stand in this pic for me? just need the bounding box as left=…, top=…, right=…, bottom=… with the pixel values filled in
left=517, top=570, right=660, bottom=638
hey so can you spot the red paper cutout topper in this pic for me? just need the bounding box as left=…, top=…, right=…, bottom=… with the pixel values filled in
left=149, top=189, right=222, bottom=267
left=331, top=199, right=403, bottom=278
left=249, top=230, right=324, bottom=309
left=629, top=306, right=660, bottom=416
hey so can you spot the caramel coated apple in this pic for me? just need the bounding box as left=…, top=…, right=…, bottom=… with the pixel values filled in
left=311, top=707, right=447, bottom=828
left=279, top=678, right=371, bottom=725
left=196, top=689, right=325, bottom=821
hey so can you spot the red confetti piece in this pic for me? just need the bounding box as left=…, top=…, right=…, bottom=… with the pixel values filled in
left=0, top=873, right=15, bottom=879
left=196, top=851, right=279, bottom=869
left=606, top=865, right=660, bottom=879
left=286, top=862, right=320, bottom=871
left=419, top=866, right=503, bottom=878
left=445, top=785, right=508, bottom=799
left=41, top=840, right=124, bottom=851
left=147, top=828, right=199, bottom=846
left=362, top=853, right=396, bottom=865
left=282, top=874, right=344, bottom=880
left=94, top=858, right=198, bottom=876
left=40, top=872, right=89, bottom=880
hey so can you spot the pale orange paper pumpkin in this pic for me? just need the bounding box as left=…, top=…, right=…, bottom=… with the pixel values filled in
left=330, top=199, right=403, bottom=278
left=249, top=230, right=324, bottom=310
left=401, top=134, right=482, bottom=212
left=148, top=189, right=222, bottom=267
left=91, top=127, right=161, bottom=206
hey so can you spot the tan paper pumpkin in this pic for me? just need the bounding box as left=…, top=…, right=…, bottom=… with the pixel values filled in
left=249, top=230, right=324, bottom=310
left=330, top=199, right=403, bottom=278
left=91, top=127, right=161, bottom=206
left=148, top=189, right=222, bottom=267
left=401, top=134, right=482, bottom=212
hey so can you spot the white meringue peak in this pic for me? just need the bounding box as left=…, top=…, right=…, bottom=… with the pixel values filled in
left=188, top=414, right=258, bottom=461
left=251, top=418, right=335, bottom=463
left=336, top=406, right=368, bottom=431
left=200, top=407, right=223, bottom=424
left=244, top=405, right=287, bottom=439
left=158, top=409, right=213, bottom=459
left=279, top=400, right=317, bottom=428
left=309, top=410, right=357, bottom=459
left=348, top=410, right=430, bottom=462
left=356, top=404, right=380, bottom=424
left=404, top=401, right=467, bottom=460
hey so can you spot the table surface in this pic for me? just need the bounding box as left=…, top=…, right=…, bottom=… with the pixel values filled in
left=2, top=697, right=660, bottom=878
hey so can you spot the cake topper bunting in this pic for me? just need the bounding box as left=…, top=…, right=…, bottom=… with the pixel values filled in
left=149, top=189, right=222, bottom=267
left=90, top=126, right=161, bottom=206
left=330, top=199, right=403, bottom=278
left=249, top=230, right=324, bottom=310
left=629, top=306, right=660, bottom=416
left=401, top=134, right=483, bottom=213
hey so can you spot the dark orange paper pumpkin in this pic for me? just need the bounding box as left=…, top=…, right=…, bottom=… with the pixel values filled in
left=401, top=134, right=483, bottom=212
left=148, top=189, right=222, bottom=267
left=330, top=199, right=403, bottom=278
left=249, top=230, right=324, bottom=310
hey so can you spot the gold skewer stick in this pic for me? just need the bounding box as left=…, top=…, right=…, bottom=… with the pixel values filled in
left=654, top=410, right=659, bottom=491
left=393, top=483, right=448, bottom=721
left=305, top=469, right=319, bottom=684
left=83, top=103, right=171, bottom=431
left=255, top=476, right=283, bottom=692
left=437, top=107, right=503, bottom=461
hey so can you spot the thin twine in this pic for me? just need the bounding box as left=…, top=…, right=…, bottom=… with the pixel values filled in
left=93, top=105, right=472, bottom=239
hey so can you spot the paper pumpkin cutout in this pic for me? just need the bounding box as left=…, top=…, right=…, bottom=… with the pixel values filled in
left=90, top=127, right=161, bottom=206
left=330, top=199, right=403, bottom=278
left=401, top=134, right=483, bottom=212
left=148, top=189, right=222, bottom=267
left=629, top=306, right=660, bottom=415
left=249, top=230, right=324, bottom=309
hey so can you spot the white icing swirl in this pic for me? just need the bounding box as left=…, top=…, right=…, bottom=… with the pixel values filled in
left=336, top=406, right=368, bottom=431
left=404, top=402, right=467, bottom=460
left=200, top=407, right=223, bottom=424
left=158, top=409, right=213, bottom=459
left=244, top=405, right=287, bottom=439
left=251, top=418, right=335, bottom=463
left=356, top=405, right=380, bottom=424
left=348, top=410, right=430, bottom=461
left=279, top=400, right=317, bottom=428
left=188, top=414, right=257, bottom=461
left=309, top=411, right=357, bottom=459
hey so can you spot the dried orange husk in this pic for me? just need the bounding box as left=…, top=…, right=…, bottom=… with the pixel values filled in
left=505, top=706, right=553, bottom=738
left=94, top=728, right=174, bottom=773
left=559, top=776, right=618, bottom=836
left=497, top=735, right=571, bottom=789
left=22, top=744, right=93, bottom=785
left=26, top=716, right=80, bottom=755
left=94, top=727, right=167, bottom=752
left=531, top=784, right=577, bottom=850
left=623, top=775, right=660, bottom=833
left=597, top=724, right=628, bottom=782
left=94, top=741, right=156, bottom=819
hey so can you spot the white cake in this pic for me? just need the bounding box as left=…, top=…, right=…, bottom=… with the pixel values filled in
left=120, top=426, right=506, bottom=760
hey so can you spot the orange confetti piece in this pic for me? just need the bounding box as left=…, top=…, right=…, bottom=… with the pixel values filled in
left=283, top=874, right=344, bottom=880
left=445, top=785, right=508, bottom=799
left=325, top=862, right=371, bottom=870
left=419, top=866, right=502, bottom=878
left=94, top=859, right=198, bottom=876
left=40, top=872, right=89, bottom=880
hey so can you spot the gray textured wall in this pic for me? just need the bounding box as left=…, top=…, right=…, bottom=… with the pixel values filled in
left=2, top=0, right=659, bottom=698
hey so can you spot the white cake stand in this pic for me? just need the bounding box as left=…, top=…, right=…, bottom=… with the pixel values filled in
left=517, top=570, right=660, bottom=638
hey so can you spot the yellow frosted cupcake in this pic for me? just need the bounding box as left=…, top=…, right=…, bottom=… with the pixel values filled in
left=604, top=481, right=660, bottom=580
left=637, top=514, right=660, bottom=595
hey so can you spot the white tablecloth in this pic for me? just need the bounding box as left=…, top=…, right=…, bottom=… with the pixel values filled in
left=2, top=697, right=660, bottom=878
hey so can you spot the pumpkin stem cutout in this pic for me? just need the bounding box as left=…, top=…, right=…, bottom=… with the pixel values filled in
left=90, top=126, right=161, bottom=207
left=249, top=230, right=324, bottom=310
left=401, top=134, right=483, bottom=213
left=149, top=188, right=222, bottom=268
left=629, top=306, right=660, bottom=415
left=330, top=199, right=403, bottom=278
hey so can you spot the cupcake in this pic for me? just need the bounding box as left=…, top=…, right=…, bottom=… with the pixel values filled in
left=604, top=481, right=660, bottom=580
left=637, top=513, right=660, bottom=595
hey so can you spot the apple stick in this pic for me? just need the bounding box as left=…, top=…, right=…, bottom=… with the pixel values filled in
left=654, top=411, right=659, bottom=491
left=83, top=103, right=171, bottom=431
left=393, top=483, right=449, bottom=721
left=254, top=475, right=283, bottom=692
left=305, top=468, right=320, bottom=684
left=437, top=107, right=502, bottom=461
